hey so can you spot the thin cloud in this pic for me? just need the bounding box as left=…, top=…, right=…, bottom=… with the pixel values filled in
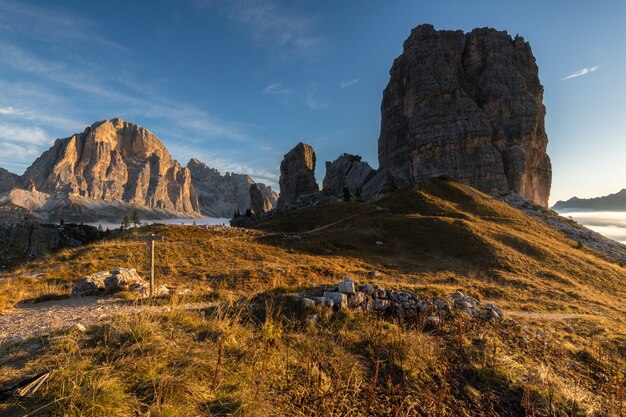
left=0, top=123, right=49, bottom=145
left=0, top=106, right=23, bottom=116
left=305, top=84, right=329, bottom=110
left=196, top=0, right=325, bottom=59
left=263, top=83, right=292, bottom=95
left=561, top=65, right=600, bottom=81
left=0, top=0, right=276, bottom=178
left=0, top=41, right=253, bottom=143
left=340, top=78, right=359, bottom=89
left=0, top=142, right=41, bottom=162
left=0, top=0, right=127, bottom=51
left=167, top=142, right=279, bottom=188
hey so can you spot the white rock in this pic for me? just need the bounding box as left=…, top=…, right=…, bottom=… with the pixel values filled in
left=154, top=285, right=171, bottom=296
left=362, top=284, right=375, bottom=296
left=73, top=323, right=87, bottom=333
left=302, top=298, right=316, bottom=308
left=338, top=279, right=356, bottom=295
left=323, top=291, right=347, bottom=309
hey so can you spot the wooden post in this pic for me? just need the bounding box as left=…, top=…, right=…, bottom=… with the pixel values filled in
left=150, top=239, right=155, bottom=297
left=138, top=234, right=164, bottom=298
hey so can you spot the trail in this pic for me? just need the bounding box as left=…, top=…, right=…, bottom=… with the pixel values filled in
left=0, top=296, right=213, bottom=342
left=258, top=206, right=388, bottom=238
left=505, top=311, right=604, bottom=320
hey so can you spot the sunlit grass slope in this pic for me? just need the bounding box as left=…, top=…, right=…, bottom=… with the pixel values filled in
left=1, top=178, right=626, bottom=416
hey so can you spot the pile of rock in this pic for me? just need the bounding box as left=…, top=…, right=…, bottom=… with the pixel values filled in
left=71, top=268, right=171, bottom=297
left=296, top=278, right=504, bottom=324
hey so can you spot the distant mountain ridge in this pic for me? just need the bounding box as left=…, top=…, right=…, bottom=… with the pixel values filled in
left=187, top=158, right=277, bottom=218
left=0, top=118, right=277, bottom=222
left=552, top=189, right=626, bottom=211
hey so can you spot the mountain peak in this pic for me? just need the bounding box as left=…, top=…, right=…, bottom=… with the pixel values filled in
left=19, top=120, right=199, bottom=215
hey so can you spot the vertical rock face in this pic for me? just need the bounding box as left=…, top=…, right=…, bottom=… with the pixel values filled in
left=187, top=158, right=277, bottom=218
left=277, top=142, right=319, bottom=210
left=20, top=118, right=200, bottom=214
left=378, top=24, right=551, bottom=206
left=322, top=154, right=375, bottom=199
left=249, top=183, right=272, bottom=215
left=0, top=168, right=18, bottom=193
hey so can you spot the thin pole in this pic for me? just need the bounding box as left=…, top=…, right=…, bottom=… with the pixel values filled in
left=150, top=239, right=155, bottom=297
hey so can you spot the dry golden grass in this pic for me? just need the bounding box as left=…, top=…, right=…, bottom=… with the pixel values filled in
left=1, top=178, right=626, bottom=415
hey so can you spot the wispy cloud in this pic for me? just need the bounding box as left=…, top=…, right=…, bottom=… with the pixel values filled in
left=195, top=0, right=324, bottom=59
left=263, top=82, right=292, bottom=95
left=0, top=0, right=126, bottom=51
left=167, top=142, right=279, bottom=187
left=340, top=78, right=359, bottom=89
left=0, top=123, right=49, bottom=145
left=0, top=142, right=41, bottom=162
left=0, top=0, right=280, bottom=179
left=0, top=39, right=253, bottom=143
left=561, top=65, right=600, bottom=81
left=305, top=84, right=329, bottom=110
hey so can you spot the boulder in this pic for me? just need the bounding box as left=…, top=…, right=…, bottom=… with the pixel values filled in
left=338, top=279, right=356, bottom=295
left=249, top=183, right=272, bottom=216
left=71, top=271, right=111, bottom=297
left=378, top=24, right=551, bottom=206
left=104, top=268, right=145, bottom=292
left=360, top=168, right=398, bottom=202
left=483, top=303, right=504, bottom=320
left=322, top=154, right=375, bottom=200
left=323, top=291, right=348, bottom=309
left=277, top=143, right=319, bottom=210
left=451, top=291, right=480, bottom=317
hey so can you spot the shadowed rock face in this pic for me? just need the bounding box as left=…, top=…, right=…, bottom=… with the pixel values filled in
left=187, top=158, right=277, bottom=218
left=249, top=183, right=272, bottom=215
left=322, top=154, right=375, bottom=198
left=378, top=24, right=551, bottom=207
left=277, top=142, right=319, bottom=210
left=0, top=168, right=18, bottom=193
left=20, top=118, right=199, bottom=214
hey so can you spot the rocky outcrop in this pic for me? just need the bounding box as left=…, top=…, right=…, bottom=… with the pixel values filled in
left=293, top=278, right=504, bottom=322
left=378, top=24, right=552, bottom=207
left=0, top=168, right=18, bottom=193
left=0, top=185, right=192, bottom=224
left=277, top=142, right=319, bottom=210
left=249, top=183, right=272, bottom=215
left=360, top=168, right=398, bottom=202
left=20, top=118, right=199, bottom=215
left=322, top=154, right=375, bottom=200
left=0, top=221, right=109, bottom=260
left=187, top=158, right=277, bottom=218
left=71, top=268, right=146, bottom=297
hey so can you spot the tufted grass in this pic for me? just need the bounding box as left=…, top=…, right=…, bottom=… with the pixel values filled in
left=1, top=178, right=626, bottom=414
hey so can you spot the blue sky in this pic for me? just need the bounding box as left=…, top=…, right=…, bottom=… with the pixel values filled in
left=0, top=0, right=624, bottom=205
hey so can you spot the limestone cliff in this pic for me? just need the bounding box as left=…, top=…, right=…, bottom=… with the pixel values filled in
left=187, top=158, right=277, bottom=218
left=378, top=24, right=551, bottom=206
left=322, top=154, right=375, bottom=199
left=21, top=118, right=199, bottom=214
left=277, top=142, right=319, bottom=210
left=0, top=168, right=18, bottom=193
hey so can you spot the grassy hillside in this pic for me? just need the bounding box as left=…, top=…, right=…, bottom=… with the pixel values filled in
left=1, top=178, right=625, bottom=416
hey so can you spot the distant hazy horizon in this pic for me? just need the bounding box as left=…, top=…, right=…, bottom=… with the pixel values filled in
left=556, top=210, right=626, bottom=244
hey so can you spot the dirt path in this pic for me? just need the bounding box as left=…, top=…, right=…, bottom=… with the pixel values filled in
left=505, top=311, right=603, bottom=320
left=0, top=296, right=213, bottom=342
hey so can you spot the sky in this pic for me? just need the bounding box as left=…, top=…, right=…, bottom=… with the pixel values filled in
left=0, top=0, right=624, bottom=205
